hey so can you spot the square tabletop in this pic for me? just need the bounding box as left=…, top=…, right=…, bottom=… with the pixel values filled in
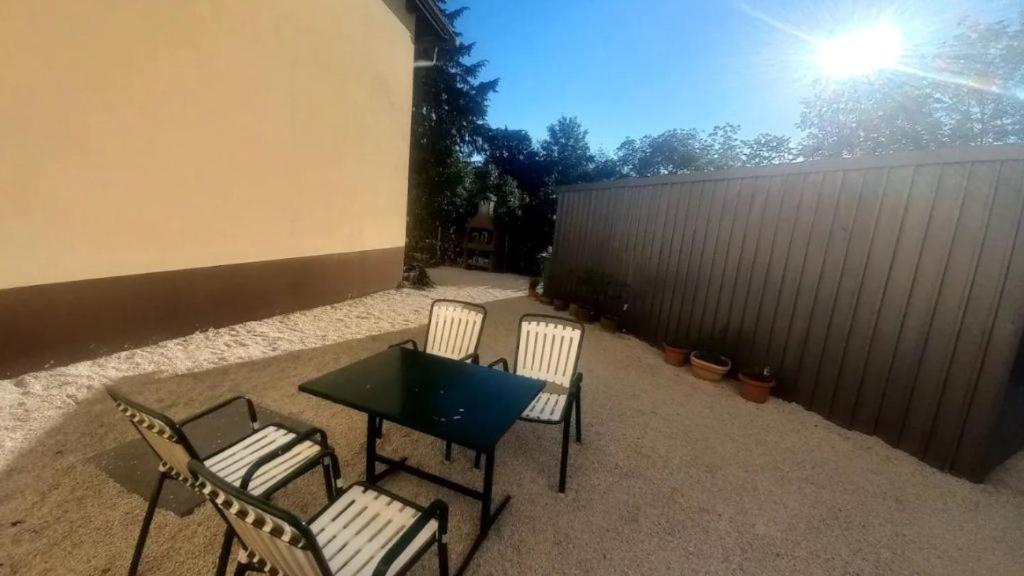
left=298, top=347, right=544, bottom=452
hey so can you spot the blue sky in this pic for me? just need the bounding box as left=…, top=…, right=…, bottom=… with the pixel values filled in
left=456, top=0, right=1022, bottom=152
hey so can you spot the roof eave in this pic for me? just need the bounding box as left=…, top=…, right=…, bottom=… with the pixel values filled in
left=408, top=0, right=455, bottom=42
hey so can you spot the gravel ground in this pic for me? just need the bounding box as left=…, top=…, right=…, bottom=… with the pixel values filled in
left=0, top=267, right=526, bottom=467
left=1, top=289, right=1022, bottom=576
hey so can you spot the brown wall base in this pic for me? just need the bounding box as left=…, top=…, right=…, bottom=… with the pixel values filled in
left=0, top=247, right=404, bottom=379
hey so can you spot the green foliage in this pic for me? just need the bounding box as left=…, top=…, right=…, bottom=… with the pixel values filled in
left=407, top=2, right=498, bottom=262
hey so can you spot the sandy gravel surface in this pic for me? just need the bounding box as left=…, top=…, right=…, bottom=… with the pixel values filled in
left=0, top=267, right=525, bottom=467
left=0, top=294, right=1021, bottom=576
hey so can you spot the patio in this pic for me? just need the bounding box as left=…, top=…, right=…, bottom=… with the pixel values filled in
left=1, top=279, right=1022, bottom=575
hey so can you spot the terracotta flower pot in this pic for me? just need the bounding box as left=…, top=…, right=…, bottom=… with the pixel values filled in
left=690, top=351, right=731, bottom=381
left=600, top=315, right=618, bottom=332
left=528, top=278, right=541, bottom=299
left=572, top=304, right=595, bottom=323
left=553, top=298, right=569, bottom=311
left=663, top=343, right=691, bottom=366
left=739, top=372, right=775, bottom=403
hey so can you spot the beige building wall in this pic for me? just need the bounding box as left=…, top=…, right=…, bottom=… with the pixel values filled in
left=0, top=0, right=416, bottom=290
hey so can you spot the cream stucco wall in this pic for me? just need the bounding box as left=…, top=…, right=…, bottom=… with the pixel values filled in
left=0, top=0, right=416, bottom=290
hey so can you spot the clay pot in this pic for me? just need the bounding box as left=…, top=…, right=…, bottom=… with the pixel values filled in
left=690, top=351, right=731, bottom=381
left=570, top=304, right=595, bottom=323
left=528, top=278, right=541, bottom=299
left=739, top=372, right=775, bottom=403
left=553, top=298, right=569, bottom=311
left=663, top=343, right=691, bottom=366
left=600, top=315, right=618, bottom=333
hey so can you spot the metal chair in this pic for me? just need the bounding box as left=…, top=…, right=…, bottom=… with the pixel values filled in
left=108, top=388, right=341, bottom=576
left=189, top=458, right=450, bottom=576
left=387, top=299, right=487, bottom=460
left=488, top=314, right=584, bottom=492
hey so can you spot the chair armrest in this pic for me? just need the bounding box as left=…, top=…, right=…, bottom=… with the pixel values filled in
left=388, top=339, right=419, bottom=351
left=487, top=358, right=509, bottom=372
left=179, top=396, right=258, bottom=427
left=239, top=427, right=329, bottom=491
left=570, top=373, right=583, bottom=397
left=457, top=352, right=480, bottom=364
left=373, top=499, right=449, bottom=576
left=256, top=448, right=336, bottom=498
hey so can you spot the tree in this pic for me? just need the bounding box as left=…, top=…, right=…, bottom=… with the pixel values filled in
left=742, top=133, right=796, bottom=166
left=540, top=116, right=595, bottom=186
left=407, top=3, right=499, bottom=261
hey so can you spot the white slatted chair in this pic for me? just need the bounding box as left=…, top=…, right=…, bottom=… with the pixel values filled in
left=107, top=388, right=341, bottom=576
left=189, top=459, right=450, bottom=576
left=386, top=299, right=487, bottom=459
left=390, top=299, right=487, bottom=362
left=488, top=314, right=584, bottom=492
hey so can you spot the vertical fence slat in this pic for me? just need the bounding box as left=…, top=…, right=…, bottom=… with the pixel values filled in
left=876, top=162, right=972, bottom=446
left=928, top=160, right=1024, bottom=469
left=830, top=166, right=916, bottom=427
left=851, top=165, right=943, bottom=433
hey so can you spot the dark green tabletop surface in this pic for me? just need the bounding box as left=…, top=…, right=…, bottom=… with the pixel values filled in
left=298, top=347, right=544, bottom=452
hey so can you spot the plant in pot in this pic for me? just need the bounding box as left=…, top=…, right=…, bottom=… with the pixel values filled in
left=739, top=365, right=776, bottom=403
left=662, top=337, right=693, bottom=366
left=690, top=335, right=733, bottom=381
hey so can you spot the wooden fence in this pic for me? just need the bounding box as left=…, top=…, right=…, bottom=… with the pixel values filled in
left=551, top=145, right=1024, bottom=481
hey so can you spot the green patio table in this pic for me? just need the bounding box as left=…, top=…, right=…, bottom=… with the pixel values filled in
left=298, top=346, right=544, bottom=575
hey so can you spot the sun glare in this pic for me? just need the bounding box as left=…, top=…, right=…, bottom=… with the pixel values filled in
left=816, top=23, right=904, bottom=79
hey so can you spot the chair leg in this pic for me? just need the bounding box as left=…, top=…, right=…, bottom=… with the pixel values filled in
left=575, top=387, right=582, bottom=444
left=376, top=418, right=384, bottom=439
left=215, top=527, right=234, bottom=576
left=128, top=472, right=167, bottom=576
left=473, top=451, right=482, bottom=470
left=444, top=440, right=452, bottom=462
left=559, top=407, right=571, bottom=493
left=437, top=537, right=450, bottom=576
left=322, top=453, right=340, bottom=499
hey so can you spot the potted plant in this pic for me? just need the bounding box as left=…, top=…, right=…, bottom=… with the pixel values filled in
left=662, top=338, right=692, bottom=366
left=739, top=365, right=776, bottom=403
left=690, top=334, right=732, bottom=381
left=528, top=277, right=541, bottom=299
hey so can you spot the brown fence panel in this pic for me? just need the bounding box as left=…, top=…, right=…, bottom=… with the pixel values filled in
left=550, top=145, right=1024, bottom=481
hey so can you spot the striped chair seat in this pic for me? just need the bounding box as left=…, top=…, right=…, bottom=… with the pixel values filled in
left=311, top=485, right=438, bottom=576
left=521, top=391, right=568, bottom=422
left=228, top=484, right=438, bottom=576
left=202, top=426, right=322, bottom=495
left=159, top=425, right=321, bottom=495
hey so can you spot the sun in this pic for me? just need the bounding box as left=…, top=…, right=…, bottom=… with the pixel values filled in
left=816, top=23, right=904, bottom=79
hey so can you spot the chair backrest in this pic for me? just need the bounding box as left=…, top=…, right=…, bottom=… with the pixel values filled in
left=107, top=388, right=200, bottom=483
left=513, top=314, right=584, bottom=388
left=189, top=460, right=327, bottom=576
left=423, top=299, right=486, bottom=360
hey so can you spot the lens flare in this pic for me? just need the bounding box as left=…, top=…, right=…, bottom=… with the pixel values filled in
left=815, top=24, right=904, bottom=78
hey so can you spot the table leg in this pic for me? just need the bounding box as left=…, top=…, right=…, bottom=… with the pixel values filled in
left=480, top=449, right=494, bottom=534
left=365, top=414, right=377, bottom=483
